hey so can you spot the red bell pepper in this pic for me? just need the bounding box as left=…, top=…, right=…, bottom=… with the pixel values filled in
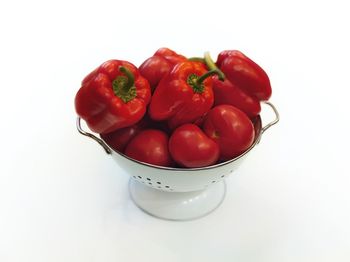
left=139, top=48, right=187, bottom=91
left=216, top=50, right=272, bottom=101
left=75, top=60, right=151, bottom=134
left=211, top=75, right=261, bottom=118
left=203, top=52, right=261, bottom=118
left=148, top=61, right=218, bottom=130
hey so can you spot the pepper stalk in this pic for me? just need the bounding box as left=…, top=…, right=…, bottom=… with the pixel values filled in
left=187, top=69, right=221, bottom=94
left=204, top=52, right=225, bottom=81
left=112, top=66, right=137, bottom=103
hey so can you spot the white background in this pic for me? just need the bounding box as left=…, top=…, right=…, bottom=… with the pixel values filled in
left=1, top=0, right=350, bottom=261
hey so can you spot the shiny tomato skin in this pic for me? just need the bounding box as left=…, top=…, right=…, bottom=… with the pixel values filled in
left=169, top=124, right=220, bottom=168
left=124, top=129, right=172, bottom=167
left=203, top=105, right=255, bottom=161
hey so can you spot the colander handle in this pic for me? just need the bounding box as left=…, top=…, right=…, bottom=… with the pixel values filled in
left=258, top=101, right=280, bottom=143
left=76, top=117, right=112, bottom=155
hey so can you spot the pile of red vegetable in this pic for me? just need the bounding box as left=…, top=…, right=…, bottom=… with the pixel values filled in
left=75, top=48, right=272, bottom=168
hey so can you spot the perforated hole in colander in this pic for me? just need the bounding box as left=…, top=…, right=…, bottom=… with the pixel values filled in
left=131, top=175, right=173, bottom=191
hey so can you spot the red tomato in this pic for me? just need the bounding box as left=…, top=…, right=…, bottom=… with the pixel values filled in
left=100, top=116, right=152, bottom=152
left=124, top=129, right=173, bottom=167
left=101, top=114, right=171, bottom=153
left=169, top=124, right=220, bottom=168
left=203, top=105, right=255, bottom=160
left=101, top=124, right=142, bottom=153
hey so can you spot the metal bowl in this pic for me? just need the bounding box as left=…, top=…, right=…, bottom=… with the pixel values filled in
left=77, top=101, right=279, bottom=220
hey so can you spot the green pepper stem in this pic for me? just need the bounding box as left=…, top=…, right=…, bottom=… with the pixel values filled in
left=196, top=69, right=220, bottom=86
left=119, top=66, right=135, bottom=92
left=204, top=52, right=225, bottom=81
left=112, top=66, right=137, bottom=103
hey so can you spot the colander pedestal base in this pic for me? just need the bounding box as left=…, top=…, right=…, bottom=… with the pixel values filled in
left=129, top=179, right=226, bottom=221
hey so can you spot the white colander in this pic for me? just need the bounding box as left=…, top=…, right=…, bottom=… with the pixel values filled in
left=76, top=101, right=279, bottom=220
